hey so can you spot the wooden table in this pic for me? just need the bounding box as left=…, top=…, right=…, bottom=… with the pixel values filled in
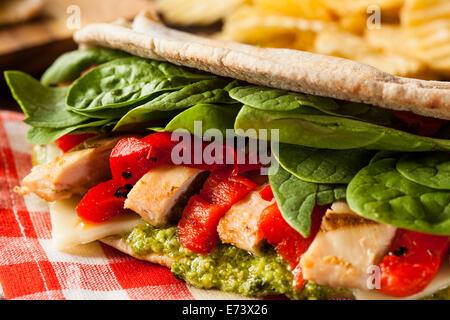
left=0, top=0, right=155, bottom=111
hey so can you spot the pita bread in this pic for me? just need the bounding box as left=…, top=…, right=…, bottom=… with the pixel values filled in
left=100, top=236, right=173, bottom=268
left=0, top=0, right=43, bottom=26
left=74, top=10, right=450, bottom=120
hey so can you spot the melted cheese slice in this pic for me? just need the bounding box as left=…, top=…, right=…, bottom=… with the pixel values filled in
left=353, top=260, right=450, bottom=300
left=50, top=197, right=144, bottom=251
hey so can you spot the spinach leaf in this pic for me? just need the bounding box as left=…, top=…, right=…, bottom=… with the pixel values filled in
left=234, top=105, right=450, bottom=152
left=397, top=152, right=450, bottom=190
left=27, top=119, right=110, bottom=144
left=347, top=158, right=450, bottom=235
left=269, top=164, right=345, bottom=237
left=317, top=184, right=347, bottom=205
left=229, top=86, right=393, bottom=125
left=113, top=78, right=235, bottom=131
left=41, top=48, right=130, bottom=86
left=229, top=85, right=339, bottom=113
left=165, top=104, right=241, bottom=136
left=67, top=57, right=215, bottom=113
left=337, top=102, right=393, bottom=126
left=5, top=71, right=88, bottom=128
left=273, top=142, right=374, bottom=184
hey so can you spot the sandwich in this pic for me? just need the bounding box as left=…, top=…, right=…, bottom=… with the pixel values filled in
left=5, top=10, right=450, bottom=300
left=0, top=0, right=43, bottom=26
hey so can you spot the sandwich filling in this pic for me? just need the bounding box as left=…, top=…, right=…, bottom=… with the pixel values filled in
left=7, top=47, right=450, bottom=300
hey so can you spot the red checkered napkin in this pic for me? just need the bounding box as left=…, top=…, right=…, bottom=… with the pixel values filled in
left=0, top=111, right=247, bottom=300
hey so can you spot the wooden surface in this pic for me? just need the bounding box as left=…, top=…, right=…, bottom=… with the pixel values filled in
left=0, top=0, right=155, bottom=111
left=0, top=0, right=155, bottom=75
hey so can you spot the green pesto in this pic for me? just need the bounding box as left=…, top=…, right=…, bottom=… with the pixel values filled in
left=125, top=224, right=353, bottom=300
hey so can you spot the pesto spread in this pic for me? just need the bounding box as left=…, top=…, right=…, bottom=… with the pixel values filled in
left=125, top=224, right=353, bottom=300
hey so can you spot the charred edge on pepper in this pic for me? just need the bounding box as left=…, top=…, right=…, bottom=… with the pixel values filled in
left=114, top=184, right=133, bottom=198
left=121, top=172, right=133, bottom=179
left=392, top=246, right=408, bottom=257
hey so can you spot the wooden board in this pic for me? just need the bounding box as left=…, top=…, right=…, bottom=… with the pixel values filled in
left=0, top=0, right=155, bottom=75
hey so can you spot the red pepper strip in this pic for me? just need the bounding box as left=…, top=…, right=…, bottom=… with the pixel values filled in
left=177, top=170, right=258, bottom=254
left=111, top=132, right=263, bottom=187
left=76, top=179, right=134, bottom=223
left=391, top=110, right=444, bottom=137
left=378, top=229, right=449, bottom=297
left=257, top=187, right=325, bottom=290
left=55, top=133, right=96, bottom=153
left=110, top=135, right=174, bottom=185
left=259, top=184, right=274, bottom=202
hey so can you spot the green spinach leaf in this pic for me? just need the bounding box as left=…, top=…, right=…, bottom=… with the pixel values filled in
left=113, top=78, right=235, bottom=131
left=41, top=48, right=130, bottom=86
left=234, top=105, right=450, bottom=152
left=5, top=71, right=88, bottom=128
left=316, top=184, right=347, bottom=205
left=272, top=142, right=374, bottom=184
left=66, top=57, right=215, bottom=113
left=27, top=119, right=110, bottom=144
left=335, top=102, right=393, bottom=125
left=397, top=152, right=450, bottom=190
left=229, top=85, right=338, bottom=113
left=269, top=164, right=345, bottom=237
left=347, top=157, right=450, bottom=235
left=230, top=86, right=393, bottom=125
left=165, top=104, right=241, bottom=136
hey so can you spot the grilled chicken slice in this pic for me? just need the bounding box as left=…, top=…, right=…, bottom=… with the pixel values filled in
left=124, top=165, right=209, bottom=226
left=217, top=186, right=274, bottom=255
left=300, top=201, right=397, bottom=290
left=17, top=136, right=124, bottom=202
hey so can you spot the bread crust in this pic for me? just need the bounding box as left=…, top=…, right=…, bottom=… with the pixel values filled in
left=100, top=236, right=173, bottom=268
left=74, top=10, right=450, bottom=119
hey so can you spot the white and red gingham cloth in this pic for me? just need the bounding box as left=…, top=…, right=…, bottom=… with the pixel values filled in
left=0, top=110, right=249, bottom=300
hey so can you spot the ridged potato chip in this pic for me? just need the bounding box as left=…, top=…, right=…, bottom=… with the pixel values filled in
left=401, top=0, right=450, bottom=75
left=155, top=0, right=244, bottom=26
left=154, top=0, right=450, bottom=77
left=253, top=0, right=334, bottom=20
left=315, top=28, right=431, bottom=78
left=221, top=5, right=329, bottom=52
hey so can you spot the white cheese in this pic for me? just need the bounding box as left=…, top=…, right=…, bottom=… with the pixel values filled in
left=50, top=197, right=144, bottom=251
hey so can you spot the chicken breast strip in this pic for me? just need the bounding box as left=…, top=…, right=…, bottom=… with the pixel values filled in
left=300, top=201, right=397, bottom=290
left=17, top=136, right=124, bottom=201
left=124, top=165, right=209, bottom=226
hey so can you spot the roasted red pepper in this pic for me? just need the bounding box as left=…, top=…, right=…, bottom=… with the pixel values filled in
left=257, top=189, right=325, bottom=290
left=177, top=170, right=258, bottom=254
left=391, top=110, right=444, bottom=137
left=110, top=132, right=262, bottom=186
left=76, top=179, right=133, bottom=223
left=110, top=136, right=173, bottom=185
left=88, top=132, right=262, bottom=223
left=378, top=229, right=449, bottom=297
left=259, top=184, right=274, bottom=202
left=55, top=133, right=96, bottom=152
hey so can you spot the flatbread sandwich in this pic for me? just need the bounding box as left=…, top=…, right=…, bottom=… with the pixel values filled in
left=5, top=10, right=450, bottom=300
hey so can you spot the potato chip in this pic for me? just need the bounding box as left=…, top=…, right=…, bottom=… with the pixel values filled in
left=323, top=0, right=404, bottom=16
left=155, top=0, right=244, bottom=26
left=221, top=5, right=329, bottom=51
left=253, top=0, right=334, bottom=20
left=314, top=28, right=433, bottom=78
left=154, top=0, right=450, bottom=78
left=401, top=0, right=450, bottom=75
